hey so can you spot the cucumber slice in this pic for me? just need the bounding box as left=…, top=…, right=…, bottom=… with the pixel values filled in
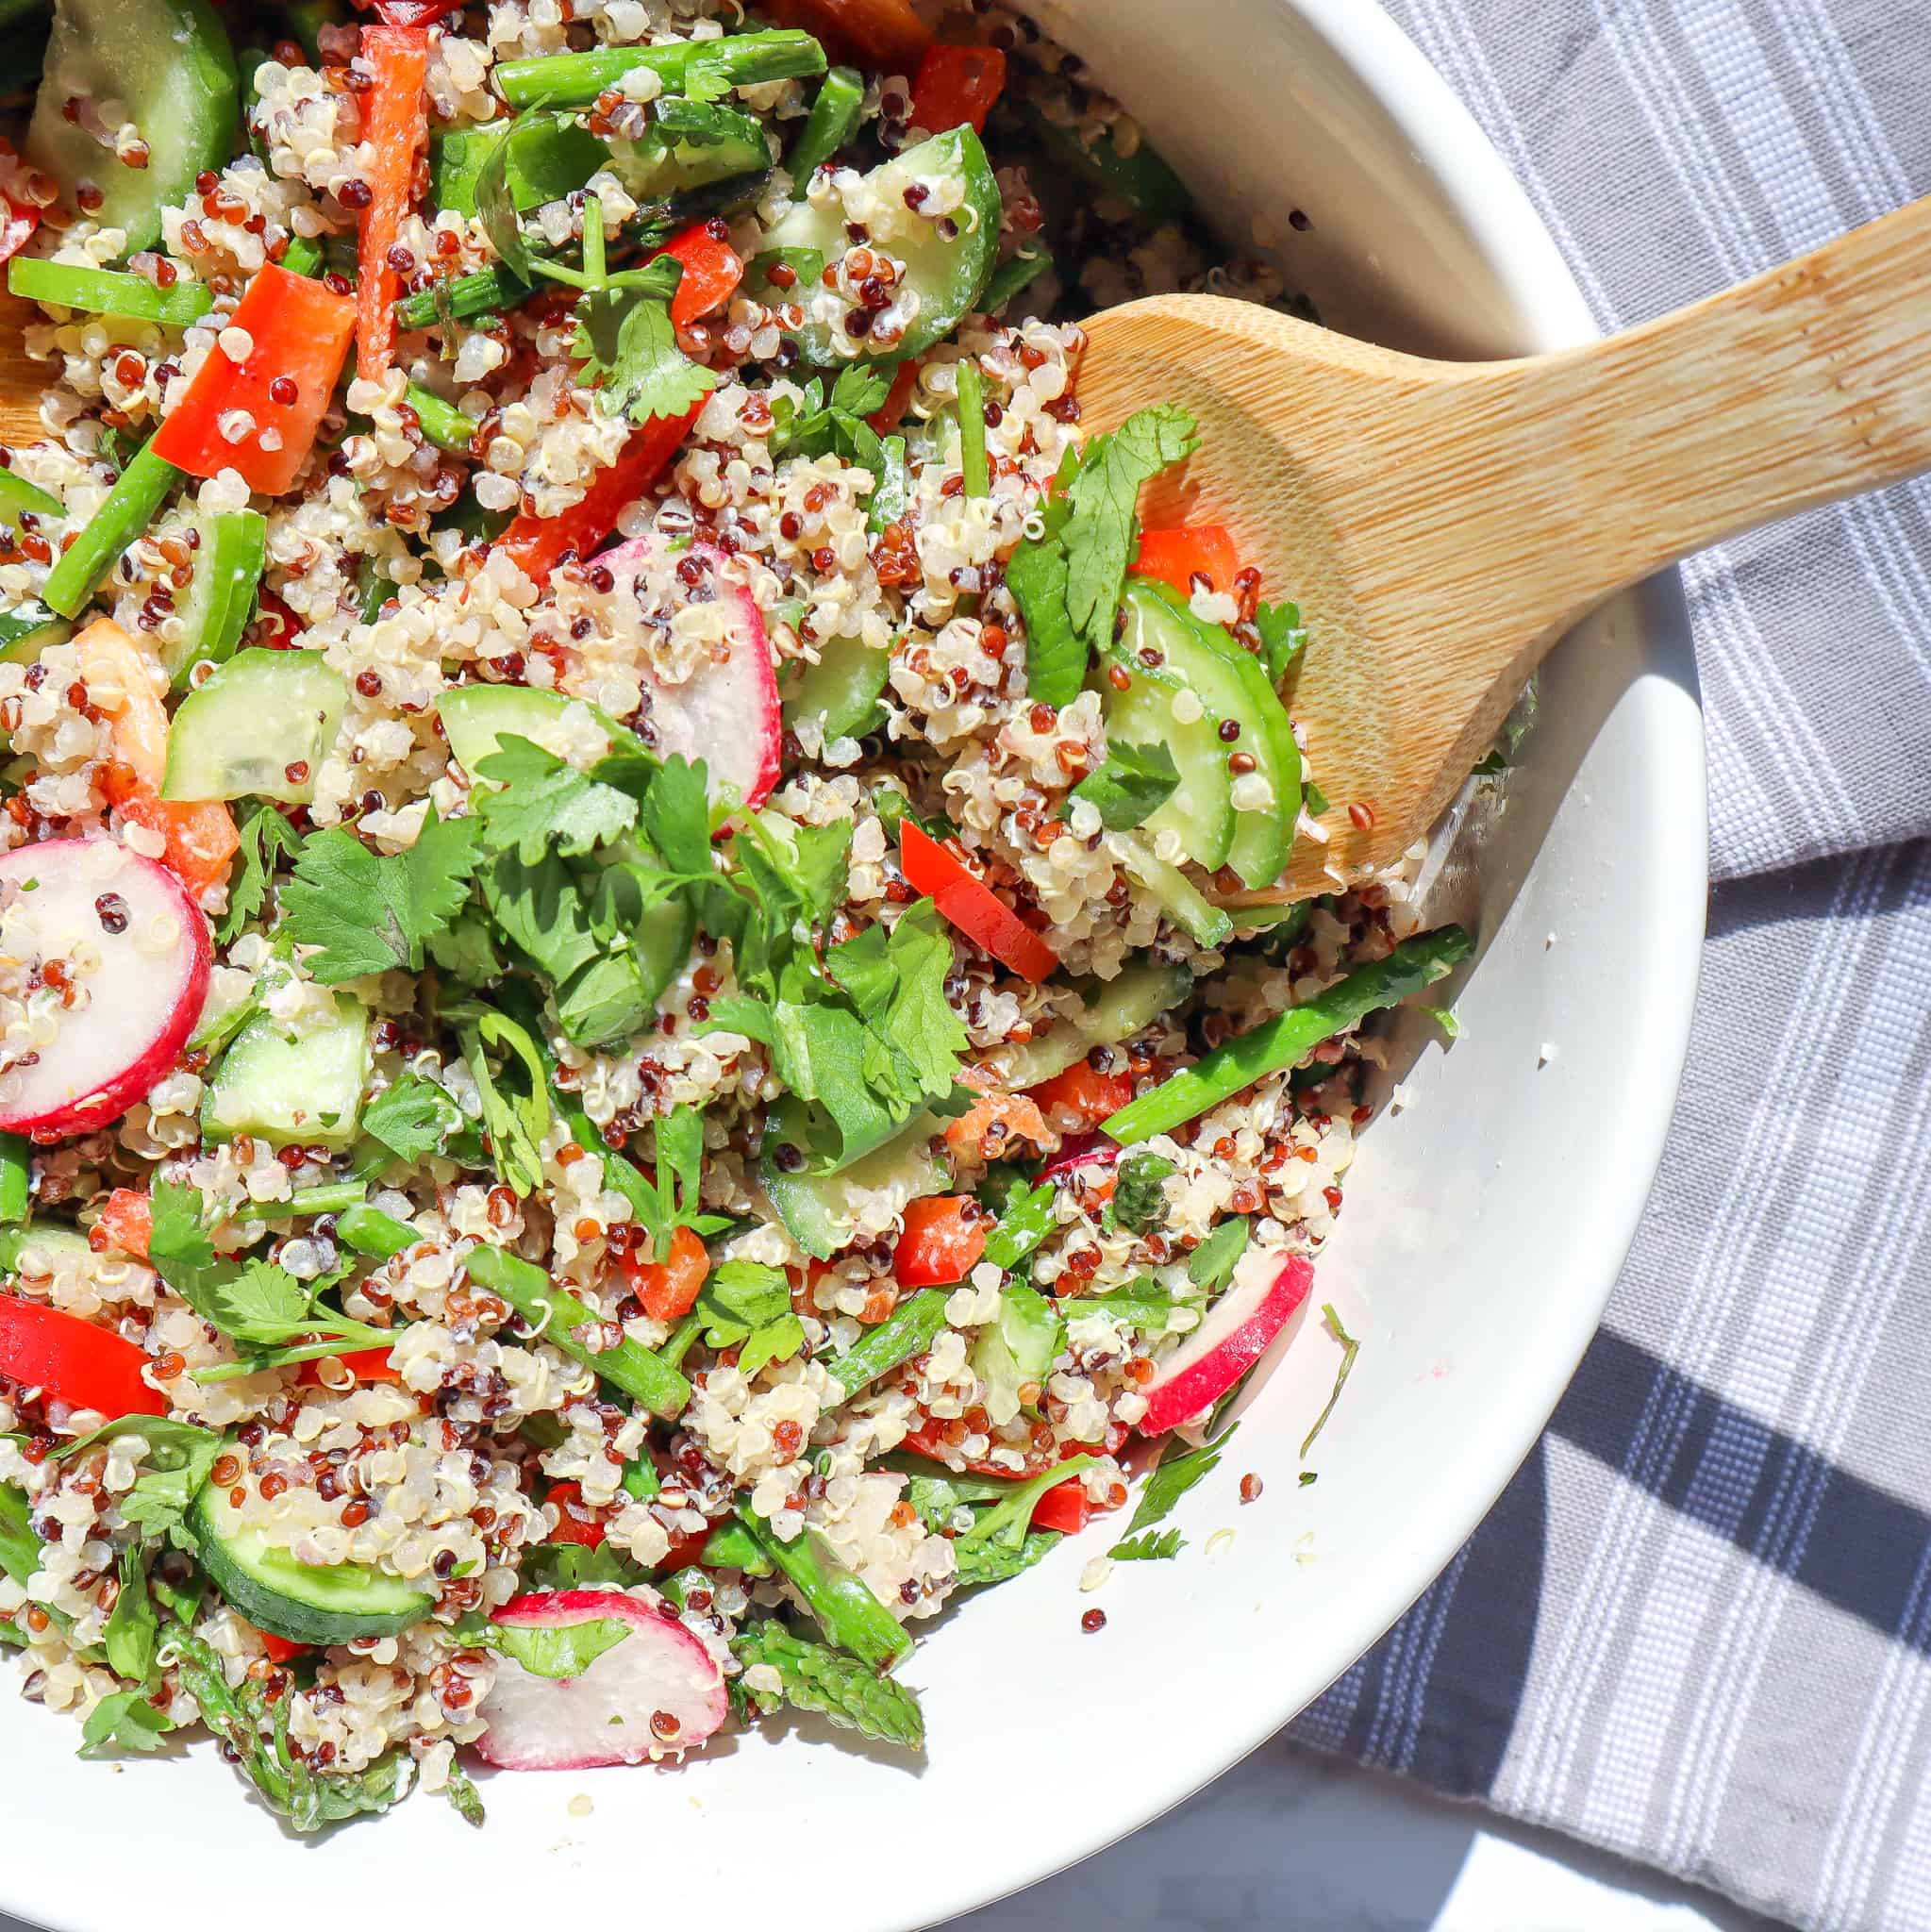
left=203, top=993, right=370, bottom=1152
left=162, top=508, right=266, bottom=687
left=988, top=955, right=1192, bottom=1091
left=190, top=1474, right=433, bottom=1644
left=761, top=1099, right=945, bottom=1262
left=29, top=0, right=239, bottom=255
left=0, top=1221, right=94, bottom=1275
left=0, top=605, right=68, bottom=662
left=1021, top=106, right=1191, bottom=223
left=779, top=631, right=889, bottom=742
left=0, top=465, right=60, bottom=525
left=610, top=105, right=770, bottom=202
left=1102, top=621, right=1236, bottom=873
left=437, top=683, right=644, bottom=782
left=162, top=648, right=345, bottom=804
left=1135, top=580, right=1301, bottom=890
left=760, top=126, right=1002, bottom=366
left=969, top=1282, right=1063, bottom=1424
left=1116, top=832, right=1235, bottom=949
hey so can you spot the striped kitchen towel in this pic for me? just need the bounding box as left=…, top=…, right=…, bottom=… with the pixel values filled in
left=1287, top=5, right=1931, bottom=1930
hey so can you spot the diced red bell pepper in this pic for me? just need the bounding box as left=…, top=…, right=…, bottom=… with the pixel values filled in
left=496, top=400, right=704, bottom=588
left=762, top=0, right=931, bottom=68
left=649, top=221, right=743, bottom=328
left=242, top=1621, right=312, bottom=1663
left=910, top=44, right=1007, bottom=135
left=1025, top=1059, right=1135, bottom=1131
left=95, top=1190, right=153, bottom=1262
left=296, top=1345, right=401, bottom=1387
left=543, top=1480, right=608, bottom=1549
left=1029, top=1477, right=1090, bottom=1535
left=617, top=1224, right=709, bottom=1324
left=893, top=1195, right=987, bottom=1288
left=354, top=25, right=429, bottom=379
left=1130, top=523, right=1243, bottom=597
left=373, top=0, right=466, bottom=23
left=246, top=586, right=306, bottom=650
left=868, top=358, right=921, bottom=434
left=0, top=1294, right=164, bottom=1418
left=149, top=264, right=357, bottom=496
left=79, top=618, right=239, bottom=895
left=658, top=1524, right=714, bottom=1574
left=899, top=820, right=1058, bottom=985
left=0, top=197, right=38, bottom=267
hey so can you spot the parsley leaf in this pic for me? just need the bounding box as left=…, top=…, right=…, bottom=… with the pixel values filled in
left=824, top=898, right=968, bottom=1105
left=1300, top=1303, right=1358, bottom=1457
left=102, top=1544, right=158, bottom=1681
left=1103, top=1151, right=1176, bottom=1234
left=360, top=1071, right=467, bottom=1164
left=1108, top=1525, right=1184, bottom=1562
left=1007, top=532, right=1084, bottom=708
left=575, top=264, right=717, bottom=426
left=1063, top=405, right=1199, bottom=653
left=1254, top=599, right=1307, bottom=686
left=80, top=1688, right=177, bottom=1757
left=474, top=734, right=639, bottom=863
left=283, top=812, right=479, bottom=983
left=767, top=365, right=901, bottom=511
left=692, top=1259, right=804, bottom=1379
left=1071, top=739, right=1181, bottom=830
left=1110, top=1424, right=1234, bottom=1555
left=1186, top=1216, right=1251, bottom=1296
left=219, top=806, right=303, bottom=945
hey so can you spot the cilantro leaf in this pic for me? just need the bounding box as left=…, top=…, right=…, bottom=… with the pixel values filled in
left=693, top=1260, right=791, bottom=1345
left=732, top=1620, right=925, bottom=1749
left=361, top=1071, right=467, bottom=1163
left=952, top=1527, right=1061, bottom=1591
left=102, top=1543, right=158, bottom=1681
left=830, top=362, right=893, bottom=418
left=1103, top=1151, right=1176, bottom=1234
left=1007, top=533, right=1083, bottom=708
left=1187, top=1216, right=1251, bottom=1296
left=1071, top=739, right=1181, bottom=830
left=1110, top=1424, right=1234, bottom=1555
left=481, top=853, right=602, bottom=991
left=453, top=1006, right=553, bottom=1196
left=475, top=110, right=552, bottom=284
left=148, top=1179, right=216, bottom=1284
left=80, top=1688, right=177, bottom=1757
left=489, top=1617, right=631, bottom=1679
left=1254, top=599, right=1307, bottom=686
left=955, top=1455, right=1099, bottom=1574
left=575, top=268, right=717, bottom=426
left=737, top=1311, right=806, bottom=1381
left=425, top=908, right=505, bottom=987
left=824, top=899, right=967, bottom=1104
left=633, top=754, right=715, bottom=875
left=1063, top=405, right=1199, bottom=654
left=120, top=1427, right=222, bottom=1539
left=283, top=813, right=479, bottom=982
left=1108, top=1526, right=1184, bottom=1561
left=1300, top=1303, right=1358, bottom=1457
left=214, top=1257, right=312, bottom=1341
left=474, top=734, right=638, bottom=864
left=219, top=806, right=303, bottom=945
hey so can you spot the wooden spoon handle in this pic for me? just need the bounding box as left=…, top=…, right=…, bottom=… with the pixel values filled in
left=1455, top=194, right=1931, bottom=659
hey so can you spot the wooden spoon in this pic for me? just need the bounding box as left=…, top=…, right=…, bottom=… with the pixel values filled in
left=1077, top=197, right=1931, bottom=902
left=0, top=291, right=42, bottom=447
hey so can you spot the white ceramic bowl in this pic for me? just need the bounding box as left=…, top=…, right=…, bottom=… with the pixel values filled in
left=0, top=5, right=1706, bottom=1928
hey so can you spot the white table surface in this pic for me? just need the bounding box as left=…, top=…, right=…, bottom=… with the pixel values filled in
left=0, top=1738, right=1780, bottom=1932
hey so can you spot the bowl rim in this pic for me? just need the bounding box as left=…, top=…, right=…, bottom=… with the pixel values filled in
left=0, top=6, right=1708, bottom=1930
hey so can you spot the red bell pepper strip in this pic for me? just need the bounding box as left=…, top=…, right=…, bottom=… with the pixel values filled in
left=1130, top=523, right=1243, bottom=596
left=253, top=1626, right=313, bottom=1663
left=496, top=400, right=703, bottom=587
left=245, top=585, right=305, bottom=651
left=617, top=1223, right=709, bottom=1324
left=892, top=1196, right=987, bottom=1288
left=868, top=358, right=921, bottom=434
left=0, top=197, right=38, bottom=267
left=95, top=1190, right=153, bottom=1262
left=1029, top=1477, right=1090, bottom=1535
left=373, top=0, right=466, bottom=23
left=296, top=1345, right=401, bottom=1387
left=898, top=820, right=1059, bottom=985
left=149, top=265, right=357, bottom=497
left=0, top=1294, right=165, bottom=1418
left=542, top=1480, right=608, bottom=1549
left=763, top=0, right=931, bottom=69
left=910, top=44, right=1007, bottom=135
left=1025, top=1059, right=1134, bottom=1131
left=354, top=25, right=430, bottom=379
left=650, top=221, right=743, bottom=327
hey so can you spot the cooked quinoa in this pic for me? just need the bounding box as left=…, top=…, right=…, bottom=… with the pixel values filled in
left=0, top=0, right=1472, bottom=1826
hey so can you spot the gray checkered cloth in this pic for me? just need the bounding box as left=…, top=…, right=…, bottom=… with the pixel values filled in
left=1285, top=5, right=1931, bottom=1929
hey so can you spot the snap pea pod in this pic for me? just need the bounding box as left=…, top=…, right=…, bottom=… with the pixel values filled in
left=406, top=384, right=475, bottom=455
left=8, top=257, right=213, bottom=327
left=0, top=1132, right=28, bottom=1224
left=462, top=1241, right=691, bottom=1419
left=278, top=234, right=327, bottom=280
left=496, top=28, right=824, bottom=110
left=42, top=437, right=179, bottom=619
left=790, top=64, right=863, bottom=178
left=735, top=1504, right=911, bottom=1673
left=830, top=1287, right=951, bottom=1393
left=1101, top=926, right=1474, bottom=1145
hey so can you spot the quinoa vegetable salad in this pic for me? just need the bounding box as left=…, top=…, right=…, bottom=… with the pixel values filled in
left=0, top=0, right=1473, bottom=1830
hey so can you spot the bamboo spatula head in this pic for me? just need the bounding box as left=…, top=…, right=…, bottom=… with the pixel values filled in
left=0, top=291, right=43, bottom=448
left=1077, top=198, right=1931, bottom=900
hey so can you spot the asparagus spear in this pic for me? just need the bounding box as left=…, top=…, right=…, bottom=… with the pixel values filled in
left=735, top=1504, right=912, bottom=1673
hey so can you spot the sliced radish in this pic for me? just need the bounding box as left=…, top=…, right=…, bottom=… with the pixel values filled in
left=0, top=839, right=210, bottom=1136
left=474, top=1588, right=727, bottom=1771
left=1139, top=1250, right=1314, bottom=1436
left=1039, top=1134, right=1118, bottom=1181
left=594, top=536, right=780, bottom=812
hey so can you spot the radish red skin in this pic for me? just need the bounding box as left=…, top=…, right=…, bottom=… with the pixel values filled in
left=594, top=537, right=781, bottom=812
left=1139, top=1254, right=1315, bottom=1436
left=474, top=1589, right=727, bottom=1772
left=0, top=841, right=210, bottom=1136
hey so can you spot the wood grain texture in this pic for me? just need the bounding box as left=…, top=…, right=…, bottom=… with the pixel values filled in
left=1077, top=193, right=1931, bottom=900
left=0, top=289, right=43, bottom=448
